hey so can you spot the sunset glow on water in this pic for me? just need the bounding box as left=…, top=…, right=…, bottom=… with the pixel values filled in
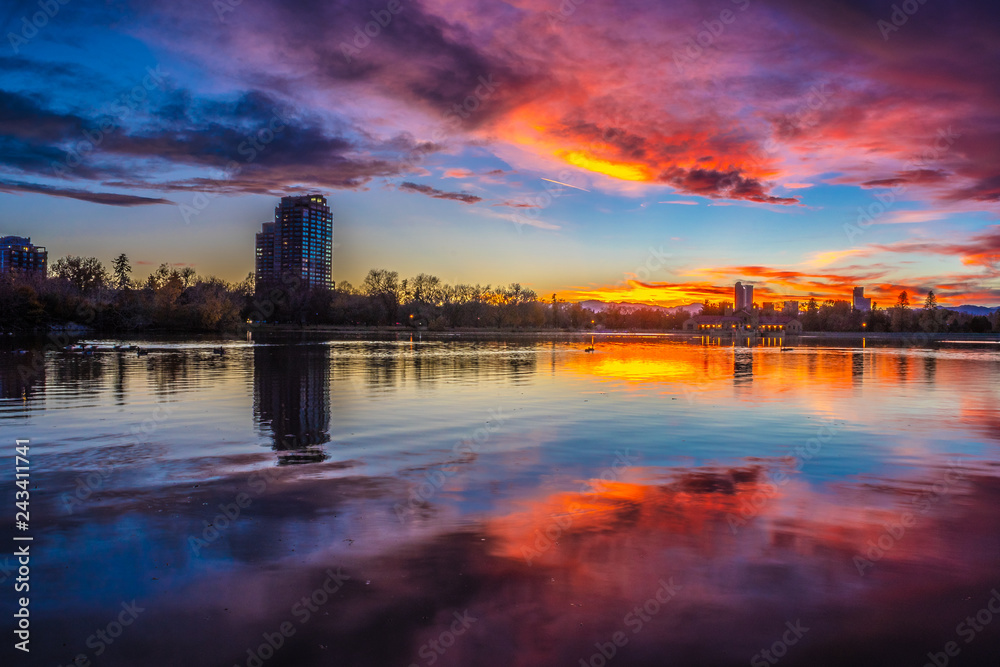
left=3, top=335, right=999, bottom=666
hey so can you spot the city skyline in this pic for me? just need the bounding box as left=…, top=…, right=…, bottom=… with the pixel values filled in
left=2, top=1, right=999, bottom=307
left=3, top=218, right=950, bottom=311
left=1, top=206, right=988, bottom=309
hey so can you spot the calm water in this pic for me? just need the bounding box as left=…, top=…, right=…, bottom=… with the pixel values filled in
left=2, top=334, right=1000, bottom=666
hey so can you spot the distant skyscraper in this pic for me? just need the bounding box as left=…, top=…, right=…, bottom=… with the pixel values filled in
left=735, top=282, right=754, bottom=312
left=255, top=194, right=333, bottom=289
left=255, top=222, right=277, bottom=285
left=852, top=287, right=872, bottom=312
left=0, top=236, right=47, bottom=275
left=782, top=301, right=800, bottom=316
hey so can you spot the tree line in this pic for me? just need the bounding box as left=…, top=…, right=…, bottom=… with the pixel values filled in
left=1, top=254, right=250, bottom=332
left=0, top=256, right=572, bottom=332
left=698, top=291, right=999, bottom=333
left=1, top=255, right=996, bottom=334
left=799, top=291, right=998, bottom=333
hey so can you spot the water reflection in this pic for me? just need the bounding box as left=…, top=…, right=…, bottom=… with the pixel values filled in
left=852, top=349, right=865, bottom=383
left=52, top=349, right=106, bottom=397
left=4, top=335, right=1000, bottom=666
left=0, top=350, right=44, bottom=404
left=333, top=338, right=539, bottom=390
left=923, top=354, right=937, bottom=384
left=253, top=344, right=330, bottom=464
left=149, top=352, right=193, bottom=396
left=734, top=347, right=753, bottom=385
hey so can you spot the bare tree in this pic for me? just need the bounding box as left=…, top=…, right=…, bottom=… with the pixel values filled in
left=362, top=269, right=401, bottom=323
left=180, top=266, right=197, bottom=288
left=50, top=256, right=110, bottom=294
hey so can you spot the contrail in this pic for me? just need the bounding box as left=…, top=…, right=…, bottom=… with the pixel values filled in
left=541, top=178, right=590, bottom=192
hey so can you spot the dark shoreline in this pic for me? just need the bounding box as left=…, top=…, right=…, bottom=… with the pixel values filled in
left=236, top=325, right=1000, bottom=342
left=5, top=325, right=999, bottom=343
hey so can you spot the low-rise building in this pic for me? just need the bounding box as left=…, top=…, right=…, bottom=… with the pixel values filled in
left=759, top=314, right=803, bottom=334
left=684, top=315, right=746, bottom=331
left=683, top=313, right=802, bottom=334
left=0, top=236, right=47, bottom=275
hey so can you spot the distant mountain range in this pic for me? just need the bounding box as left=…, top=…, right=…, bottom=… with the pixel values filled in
left=949, top=305, right=1000, bottom=316
left=577, top=300, right=704, bottom=315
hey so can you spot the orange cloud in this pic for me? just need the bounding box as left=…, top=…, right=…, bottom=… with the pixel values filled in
left=562, top=151, right=651, bottom=181
left=562, top=279, right=732, bottom=307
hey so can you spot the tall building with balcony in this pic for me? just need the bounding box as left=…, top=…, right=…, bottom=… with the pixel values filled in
left=735, top=282, right=754, bottom=312
left=255, top=194, right=333, bottom=289
left=852, top=287, right=872, bottom=312
left=0, top=236, right=47, bottom=275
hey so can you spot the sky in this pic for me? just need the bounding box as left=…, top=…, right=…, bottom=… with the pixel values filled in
left=1, top=0, right=999, bottom=307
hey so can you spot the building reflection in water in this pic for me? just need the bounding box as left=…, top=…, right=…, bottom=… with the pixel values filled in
left=253, top=345, right=331, bottom=464
left=0, top=349, right=45, bottom=405
left=733, top=347, right=753, bottom=386
left=852, top=349, right=865, bottom=384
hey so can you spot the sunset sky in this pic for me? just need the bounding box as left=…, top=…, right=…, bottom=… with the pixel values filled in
left=2, top=0, right=999, bottom=306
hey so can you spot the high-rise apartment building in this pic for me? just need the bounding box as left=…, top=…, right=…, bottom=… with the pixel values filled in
left=735, top=282, right=754, bottom=312
left=0, top=236, right=47, bottom=275
left=255, top=194, right=333, bottom=289
left=255, top=222, right=277, bottom=284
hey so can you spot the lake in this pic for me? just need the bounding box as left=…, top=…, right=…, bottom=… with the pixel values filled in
left=2, top=333, right=999, bottom=666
